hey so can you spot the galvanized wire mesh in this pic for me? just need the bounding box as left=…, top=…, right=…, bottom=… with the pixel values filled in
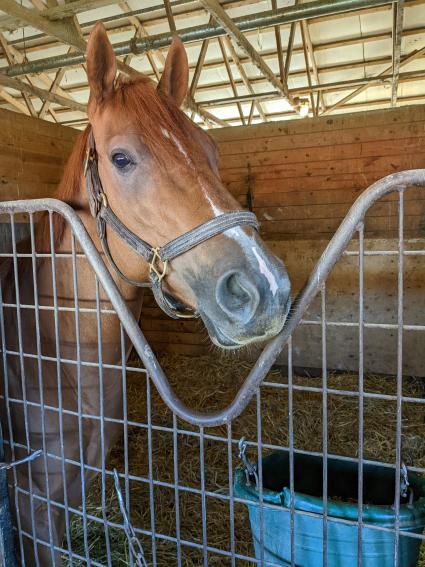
left=0, top=171, right=424, bottom=566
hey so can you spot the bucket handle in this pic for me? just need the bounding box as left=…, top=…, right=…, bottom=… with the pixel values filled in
left=238, top=438, right=259, bottom=490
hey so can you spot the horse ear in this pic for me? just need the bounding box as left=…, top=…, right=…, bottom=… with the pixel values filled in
left=86, top=22, right=116, bottom=108
left=157, top=36, right=188, bottom=107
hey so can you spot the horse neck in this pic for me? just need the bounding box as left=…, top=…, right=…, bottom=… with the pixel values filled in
left=35, top=202, right=145, bottom=365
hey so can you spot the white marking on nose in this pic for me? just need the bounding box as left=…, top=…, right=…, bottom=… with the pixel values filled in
left=252, top=247, right=278, bottom=296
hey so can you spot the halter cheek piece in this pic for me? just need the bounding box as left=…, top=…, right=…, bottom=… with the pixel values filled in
left=84, top=129, right=260, bottom=319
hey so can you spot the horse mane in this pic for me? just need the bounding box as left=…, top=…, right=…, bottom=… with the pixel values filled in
left=36, top=75, right=201, bottom=253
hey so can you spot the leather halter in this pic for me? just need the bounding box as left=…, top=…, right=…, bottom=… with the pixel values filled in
left=84, top=129, right=260, bottom=319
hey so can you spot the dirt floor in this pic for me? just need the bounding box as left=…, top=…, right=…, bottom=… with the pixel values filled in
left=66, top=353, right=425, bottom=566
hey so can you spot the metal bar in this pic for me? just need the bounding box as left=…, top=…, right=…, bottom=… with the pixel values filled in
left=49, top=212, right=73, bottom=562
left=393, top=189, right=405, bottom=565
left=217, top=37, right=245, bottom=125
left=29, top=213, right=55, bottom=565
left=172, top=413, right=182, bottom=567
left=0, top=171, right=424, bottom=427
left=227, top=422, right=236, bottom=567
left=146, top=376, right=157, bottom=566
left=10, top=213, right=38, bottom=566
left=357, top=223, right=365, bottom=567
left=256, top=389, right=265, bottom=567
left=94, top=276, right=112, bottom=567
left=70, top=232, right=92, bottom=566
left=199, top=426, right=208, bottom=567
left=120, top=323, right=133, bottom=567
left=287, top=337, right=295, bottom=566
left=0, top=236, right=20, bottom=567
left=3, top=0, right=393, bottom=77
left=321, top=285, right=328, bottom=567
left=10, top=441, right=425, bottom=506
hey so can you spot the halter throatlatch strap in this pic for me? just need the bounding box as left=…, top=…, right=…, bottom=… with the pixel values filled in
left=84, top=129, right=260, bottom=319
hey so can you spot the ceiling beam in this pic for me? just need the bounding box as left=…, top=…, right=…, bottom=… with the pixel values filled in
left=0, top=73, right=86, bottom=112
left=198, top=0, right=298, bottom=110
left=391, top=0, right=405, bottom=106
left=0, top=88, right=30, bottom=114
left=218, top=37, right=245, bottom=125
left=0, top=0, right=85, bottom=49
left=223, top=36, right=267, bottom=122
left=0, top=0, right=121, bottom=31
left=322, top=43, right=425, bottom=115
left=163, top=0, right=177, bottom=34
left=3, top=0, right=395, bottom=77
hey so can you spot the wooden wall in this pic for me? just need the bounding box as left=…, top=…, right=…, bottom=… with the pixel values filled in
left=1, top=105, right=425, bottom=364
left=0, top=108, right=77, bottom=203
left=141, top=104, right=425, bottom=356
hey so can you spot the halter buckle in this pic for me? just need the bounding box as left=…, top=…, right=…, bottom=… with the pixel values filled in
left=149, top=247, right=168, bottom=282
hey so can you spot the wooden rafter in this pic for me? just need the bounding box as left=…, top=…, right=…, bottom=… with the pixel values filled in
left=322, top=43, right=425, bottom=115
left=0, top=33, right=37, bottom=117
left=391, top=0, right=405, bottom=106
left=301, top=20, right=326, bottom=113
left=223, top=37, right=267, bottom=122
left=271, top=0, right=285, bottom=85
left=198, top=0, right=298, bottom=112
left=0, top=0, right=85, bottom=50
left=163, top=0, right=177, bottom=34
left=218, top=37, right=245, bottom=125
left=0, top=74, right=86, bottom=113
left=118, top=1, right=162, bottom=80
left=0, top=89, right=30, bottom=114
left=190, top=38, right=210, bottom=99
left=300, top=21, right=315, bottom=115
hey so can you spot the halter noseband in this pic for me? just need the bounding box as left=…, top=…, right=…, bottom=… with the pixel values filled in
left=84, top=129, right=260, bottom=319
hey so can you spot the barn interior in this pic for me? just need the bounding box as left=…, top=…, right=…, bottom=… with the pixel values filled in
left=0, top=0, right=425, bottom=566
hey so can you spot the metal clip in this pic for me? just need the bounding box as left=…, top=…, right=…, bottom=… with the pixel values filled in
left=113, top=469, right=148, bottom=567
left=0, top=449, right=42, bottom=470
left=400, top=462, right=410, bottom=498
left=149, top=247, right=168, bottom=282
left=238, top=437, right=259, bottom=489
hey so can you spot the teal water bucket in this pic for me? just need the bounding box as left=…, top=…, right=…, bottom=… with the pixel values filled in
left=234, top=452, right=425, bottom=566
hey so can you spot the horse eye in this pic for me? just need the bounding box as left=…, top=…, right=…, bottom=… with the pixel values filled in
left=112, top=152, right=132, bottom=169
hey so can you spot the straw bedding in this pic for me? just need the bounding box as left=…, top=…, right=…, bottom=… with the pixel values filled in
left=66, top=353, right=425, bottom=566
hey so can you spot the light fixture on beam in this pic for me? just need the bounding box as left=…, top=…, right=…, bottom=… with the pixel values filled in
left=294, top=96, right=310, bottom=117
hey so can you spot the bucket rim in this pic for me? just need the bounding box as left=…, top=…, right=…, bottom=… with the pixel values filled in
left=233, top=457, right=425, bottom=528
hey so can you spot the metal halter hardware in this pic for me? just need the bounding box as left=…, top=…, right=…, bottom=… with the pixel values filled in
left=84, top=129, right=260, bottom=319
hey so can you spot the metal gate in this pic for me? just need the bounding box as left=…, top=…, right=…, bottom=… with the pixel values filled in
left=0, top=169, right=425, bottom=566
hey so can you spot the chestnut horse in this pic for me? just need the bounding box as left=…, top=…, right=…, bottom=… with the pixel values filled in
left=0, top=23, right=291, bottom=566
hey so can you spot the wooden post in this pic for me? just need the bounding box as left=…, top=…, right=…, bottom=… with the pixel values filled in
left=0, top=422, right=16, bottom=567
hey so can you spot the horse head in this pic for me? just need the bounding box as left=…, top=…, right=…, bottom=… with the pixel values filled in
left=85, top=23, right=291, bottom=349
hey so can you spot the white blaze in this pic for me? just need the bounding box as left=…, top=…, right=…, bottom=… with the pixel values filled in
left=252, top=247, right=278, bottom=296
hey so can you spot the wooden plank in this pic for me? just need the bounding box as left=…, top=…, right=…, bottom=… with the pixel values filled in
left=235, top=186, right=425, bottom=208
left=255, top=200, right=425, bottom=222
left=220, top=154, right=425, bottom=182
left=211, top=104, right=425, bottom=143
left=260, top=215, right=425, bottom=236
left=219, top=136, right=425, bottom=169
left=216, top=121, right=425, bottom=156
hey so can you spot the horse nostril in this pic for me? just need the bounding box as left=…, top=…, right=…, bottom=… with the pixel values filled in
left=216, top=271, right=260, bottom=323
